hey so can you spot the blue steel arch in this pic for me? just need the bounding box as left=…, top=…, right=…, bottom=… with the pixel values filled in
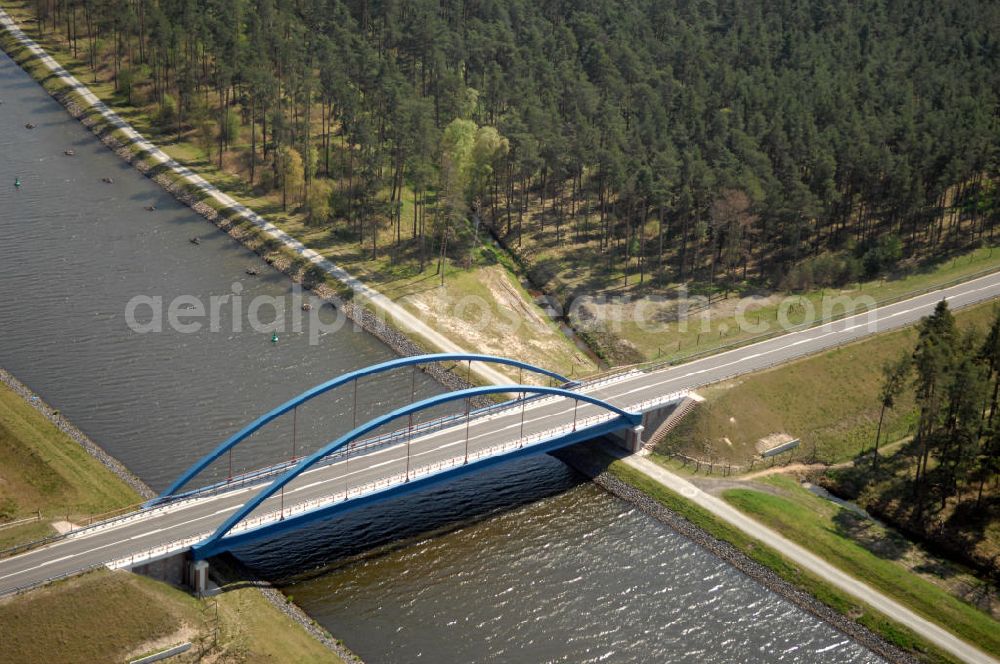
left=193, top=384, right=639, bottom=556
left=160, top=354, right=569, bottom=500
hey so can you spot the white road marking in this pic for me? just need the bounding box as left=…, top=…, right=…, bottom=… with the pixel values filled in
left=5, top=271, right=1000, bottom=596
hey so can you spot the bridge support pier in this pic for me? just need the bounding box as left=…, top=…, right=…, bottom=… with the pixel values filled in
left=627, top=425, right=645, bottom=453
left=608, top=424, right=646, bottom=453
left=186, top=559, right=209, bottom=596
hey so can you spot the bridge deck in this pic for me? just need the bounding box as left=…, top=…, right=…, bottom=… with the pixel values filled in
left=2, top=270, right=1000, bottom=594
left=0, top=382, right=679, bottom=593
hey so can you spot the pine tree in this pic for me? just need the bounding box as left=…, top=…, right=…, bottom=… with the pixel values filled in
left=873, top=352, right=910, bottom=472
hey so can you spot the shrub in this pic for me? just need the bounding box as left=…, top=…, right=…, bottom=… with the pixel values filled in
left=155, top=94, right=177, bottom=130
left=781, top=251, right=864, bottom=291
left=861, top=234, right=903, bottom=278
left=305, top=180, right=333, bottom=225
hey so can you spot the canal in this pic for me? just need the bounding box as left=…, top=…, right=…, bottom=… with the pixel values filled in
left=0, top=48, right=879, bottom=662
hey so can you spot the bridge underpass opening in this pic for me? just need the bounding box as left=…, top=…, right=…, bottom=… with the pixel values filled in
left=189, top=383, right=641, bottom=560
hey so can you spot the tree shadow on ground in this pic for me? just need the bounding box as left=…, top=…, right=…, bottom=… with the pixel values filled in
left=831, top=508, right=911, bottom=562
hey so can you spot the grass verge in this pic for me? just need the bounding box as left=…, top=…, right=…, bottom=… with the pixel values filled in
left=0, top=568, right=344, bottom=663
left=722, top=475, right=1000, bottom=657
left=657, top=298, right=998, bottom=466
left=605, top=459, right=962, bottom=663
left=0, top=380, right=140, bottom=546
left=608, top=247, right=1000, bottom=363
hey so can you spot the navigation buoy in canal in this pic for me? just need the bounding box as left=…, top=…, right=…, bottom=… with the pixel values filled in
left=271, top=331, right=279, bottom=344
left=14, top=178, right=21, bottom=188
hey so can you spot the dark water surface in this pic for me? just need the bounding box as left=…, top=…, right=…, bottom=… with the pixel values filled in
left=0, top=50, right=878, bottom=663
left=0, top=50, right=441, bottom=491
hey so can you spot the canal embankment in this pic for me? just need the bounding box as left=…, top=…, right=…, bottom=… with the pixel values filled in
left=554, top=443, right=920, bottom=664
left=0, top=370, right=146, bottom=551
left=0, top=7, right=988, bottom=660
left=0, top=368, right=154, bottom=504
left=0, top=368, right=358, bottom=662
left=0, top=6, right=565, bottom=388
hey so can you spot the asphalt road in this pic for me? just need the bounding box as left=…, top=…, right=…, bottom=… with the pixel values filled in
left=3, top=270, right=1000, bottom=639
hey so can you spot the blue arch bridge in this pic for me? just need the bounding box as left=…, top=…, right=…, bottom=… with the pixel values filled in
left=0, top=354, right=692, bottom=595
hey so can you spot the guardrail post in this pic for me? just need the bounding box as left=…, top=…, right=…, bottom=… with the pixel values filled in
left=405, top=416, right=412, bottom=482
left=519, top=391, right=526, bottom=444
left=291, top=406, right=297, bottom=462
left=463, top=401, right=471, bottom=464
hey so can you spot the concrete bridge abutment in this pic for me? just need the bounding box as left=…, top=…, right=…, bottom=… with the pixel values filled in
left=186, top=559, right=210, bottom=595
left=608, top=421, right=650, bottom=452
left=127, top=550, right=210, bottom=596
left=607, top=395, right=702, bottom=454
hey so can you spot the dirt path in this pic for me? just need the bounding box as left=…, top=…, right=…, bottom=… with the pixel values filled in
left=740, top=462, right=832, bottom=481
left=687, top=476, right=788, bottom=498
left=738, top=437, right=913, bottom=481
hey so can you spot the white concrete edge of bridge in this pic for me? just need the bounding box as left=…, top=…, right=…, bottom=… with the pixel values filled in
left=5, top=387, right=695, bottom=568
left=95, top=409, right=663, bottom=574
left=105, top=531, right=213, bottom=571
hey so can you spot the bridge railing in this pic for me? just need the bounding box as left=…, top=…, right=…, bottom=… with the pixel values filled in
left=110, top=386, right=684, bottom=531
left=0, top=387, right=690, bottom=563
left=219, top=409, right=633, bottom=541
left=160, top=390, right=573, bottom=505
left=0, top=483, right=248, bottom=561
left=3, top=408, right=633, bottom=590
left=1, top=391, right=589, bottom=559
left=575, top=368, right=645, bottom=390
